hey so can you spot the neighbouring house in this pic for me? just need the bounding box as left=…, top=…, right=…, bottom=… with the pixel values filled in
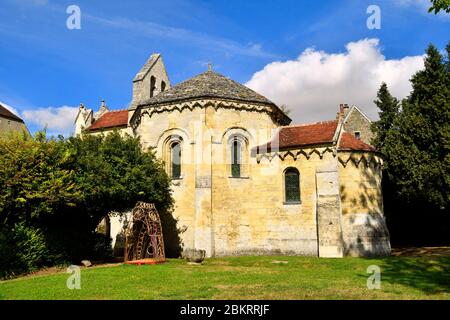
left=75, top=53, right=390, bottom=258
left=0, top=103, right=30, bottom=137
left=337, top=104, right=374, bottom=145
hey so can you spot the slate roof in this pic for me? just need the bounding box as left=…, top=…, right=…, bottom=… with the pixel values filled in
left=139, top=70, right=277, bottom=107
left=0, top=103, right=24, bottom=123
left=338, top=132, right=376, bottom=152
left=87, top=110, right=128, bottom=131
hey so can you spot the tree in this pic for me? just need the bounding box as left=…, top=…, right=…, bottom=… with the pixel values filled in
left=46, top=131, right=176, bottom=262
left=371, top=43, right=450, bottom=246
left=0, top=131, right=175, bottom=277
left=370, top=83, right=400, bottom=243
left=428, top=0, right=450, bottom=14
left=384, top=43, right=449, bottom=210
left=0, top=132, right=81, bottom=228
left=65, top=131, right=173, bottom=229
left=371, top=82, right=400, bottom=151
left=0, top=132, right=82, bottom=277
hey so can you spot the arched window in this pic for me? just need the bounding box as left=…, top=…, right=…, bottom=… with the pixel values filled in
left=161, top=81, right=166, bottom=92
left=231, top=139, right=241, bottom=177
left=284, top=168, right=300, bottom=203
left=150, top=76, right=156, bottom=98
left=171, top=142, right=181, bottom=179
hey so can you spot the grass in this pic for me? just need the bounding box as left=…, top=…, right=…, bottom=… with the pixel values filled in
left=0, top=256, right=449, bottom=300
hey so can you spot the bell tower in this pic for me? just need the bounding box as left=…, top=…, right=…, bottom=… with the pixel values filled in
left=129, top=53, right=171, bottom=111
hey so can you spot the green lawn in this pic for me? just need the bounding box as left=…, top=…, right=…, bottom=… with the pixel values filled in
left=0, top=256, right=449, bottom=300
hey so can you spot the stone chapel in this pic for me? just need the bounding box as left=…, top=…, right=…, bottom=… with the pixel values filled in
left=74, top=53, right=391, bottom=258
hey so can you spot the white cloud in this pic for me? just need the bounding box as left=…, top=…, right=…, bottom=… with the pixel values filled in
left=21, top=106, right=78, bottom=135
left=0, top=100, right=20, bottom=117
left=246, top=38, right=424, bottom=123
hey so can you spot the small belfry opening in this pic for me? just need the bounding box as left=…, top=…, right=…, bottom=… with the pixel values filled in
left=124, top=202, right=166, bottom=265
left=150, top=76, right=156, bottom=98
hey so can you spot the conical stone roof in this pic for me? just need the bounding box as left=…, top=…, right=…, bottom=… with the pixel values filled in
left=139, top=70, right=276, bottom=106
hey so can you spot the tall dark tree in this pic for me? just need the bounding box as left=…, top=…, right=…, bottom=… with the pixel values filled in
left=370, top=83, right=400, bottom=244
left=371, top=82, right=400, bottom=151
left=385, top=43, right=450, bottom=210
left=372, top=43, right=450, bottom=246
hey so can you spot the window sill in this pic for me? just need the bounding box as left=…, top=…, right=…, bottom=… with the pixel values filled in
left=171, top=177, right=183, bottom=186
left=228, top=176, right=250, bottom=179
left=283, top=201, right=301, bottom=205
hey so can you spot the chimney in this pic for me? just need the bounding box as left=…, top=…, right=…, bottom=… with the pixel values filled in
left=337, top=103, right=350, bottom=119
left=208, top=63, right=212, bottom=72
left=99, top=100, right=109, bottom=112
left=94, top=99, right=109, bottom=120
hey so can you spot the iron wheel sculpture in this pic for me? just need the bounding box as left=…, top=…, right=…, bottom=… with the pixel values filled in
left=124, top=202, right=165, bottom=265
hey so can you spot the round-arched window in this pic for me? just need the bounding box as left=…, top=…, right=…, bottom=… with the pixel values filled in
left=284, top=168, right=300, bottom=203
left=171, top=142, right=181, bottom=179
left=231, top=139, right=241, bottom=177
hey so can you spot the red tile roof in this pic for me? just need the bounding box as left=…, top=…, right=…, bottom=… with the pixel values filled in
left=253, top=120, right=377, bottom=153
left=338, top=132, right=376, bottom=152
left=0, top=103, right=24, bottom=123
left=253, top=120, right=339, bottom=153
left=87, top=110, right=128, bottom=131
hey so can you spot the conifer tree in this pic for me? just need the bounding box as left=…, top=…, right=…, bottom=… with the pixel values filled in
left=384, top=43, right=450, bottom=209
left=371, top=82, right=400, bottom=151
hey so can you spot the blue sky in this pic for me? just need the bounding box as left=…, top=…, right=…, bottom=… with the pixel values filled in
left=0, top=0, right=448, bottom=135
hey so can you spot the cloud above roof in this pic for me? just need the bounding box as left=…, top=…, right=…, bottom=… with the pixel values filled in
left=246, top=38, right=424, bottom=123
left=21, top=106, right=78, bottom=136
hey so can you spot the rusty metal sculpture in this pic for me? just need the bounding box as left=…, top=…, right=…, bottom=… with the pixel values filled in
left=124, top=202, right=165, bottom=265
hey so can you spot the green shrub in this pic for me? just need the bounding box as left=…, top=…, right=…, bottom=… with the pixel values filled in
left=0, top=131, right=176, bottom=277
left=0, top=224, right=48, bottom=278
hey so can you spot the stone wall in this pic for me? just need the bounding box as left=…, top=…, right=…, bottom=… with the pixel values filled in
left=316, top=169, right=344, bottom=258
left=136, top=102, right=279, bottom=257
left=338, top=153, right=391, bottom=256
left=85, top=126, right=132, bottom=137
left=0, top=116, right=29, bottom=136
left=343, top=107, right=374, bottom=145
left=210, top=149, right=338, bottom=257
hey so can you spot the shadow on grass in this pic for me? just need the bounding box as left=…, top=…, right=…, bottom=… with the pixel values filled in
left=379, top=256, right=450, bottom=294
